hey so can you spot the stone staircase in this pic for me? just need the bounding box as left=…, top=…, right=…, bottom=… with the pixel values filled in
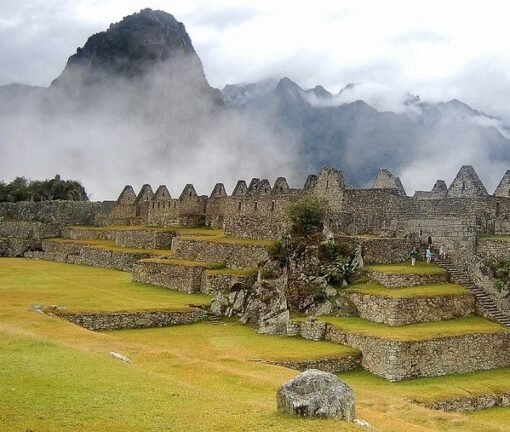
left=286, top=321, right=300, bottom=337
left=438, top=258, right=510, bottom=328
left=207, top=311, right=222, bottom=324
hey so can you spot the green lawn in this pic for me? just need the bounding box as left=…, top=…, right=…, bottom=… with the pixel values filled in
left=139, top=258, right=225, bottom=269
left=345, top=282, right=469, bottom=298
left=366, top=262, right=447, bottom=275
left=323, top=316, right=507, bottom=341
left=1, top=258, right=510, bottom=432
left=113, top=321, right=359, bottom=363
left=46, top=238, right=171, bottom=256
left=205, top=267, right=258, bottom=277
left=68, top=225, right=223, bottom=237
left=339, top=366, right=510, bottom=403
left=0, top=258, right=210, bottom=312
left=480, top=235, right=510, bottom=242
left=181, top=235, right=273, bottom=247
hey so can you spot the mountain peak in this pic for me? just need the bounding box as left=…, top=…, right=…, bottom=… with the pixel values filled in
left=51, top=8, right=202, bottom=88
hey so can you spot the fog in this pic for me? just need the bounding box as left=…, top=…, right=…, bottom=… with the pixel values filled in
left=0, top=56, right=302, bottom=201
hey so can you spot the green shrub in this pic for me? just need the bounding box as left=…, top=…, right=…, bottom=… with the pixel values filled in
left=287, top=196, right=326, bottom=237
left=318, top=241, right=353, bottom=263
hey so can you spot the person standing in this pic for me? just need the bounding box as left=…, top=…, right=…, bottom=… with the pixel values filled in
left=426, top=247, right=433, bottom=264
left=410, top=247, right=417, bottom=266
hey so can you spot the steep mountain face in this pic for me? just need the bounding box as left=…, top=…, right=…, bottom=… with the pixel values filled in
left=223, top=78, right=510, bottom=187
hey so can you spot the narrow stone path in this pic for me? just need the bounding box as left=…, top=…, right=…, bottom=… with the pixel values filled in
left=438, top=258, right=510, bottom=328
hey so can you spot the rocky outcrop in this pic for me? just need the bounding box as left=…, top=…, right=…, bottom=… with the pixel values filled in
left=211, top=278, right=290, bottom=335
left=276, top=369, right=355, bottom=421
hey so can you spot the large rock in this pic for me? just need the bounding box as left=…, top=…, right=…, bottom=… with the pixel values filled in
left=276, top=369, right=355, bottom=421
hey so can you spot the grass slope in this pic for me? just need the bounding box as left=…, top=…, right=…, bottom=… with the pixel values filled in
left=323, top=316, right=507, bottom=341
left=45, top=238, right=171, bottom=256
left=0, top=258, right=210, bottom=312
left=345, top=282, right=469, bottom=298
left=1, top=258, right=510, bottom=431
left=366, top=262, right=446, bottom=275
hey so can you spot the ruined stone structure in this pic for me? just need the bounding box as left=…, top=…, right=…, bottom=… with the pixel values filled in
left=92, top=165, right=510, bottom=263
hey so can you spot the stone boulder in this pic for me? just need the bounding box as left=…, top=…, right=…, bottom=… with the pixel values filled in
left=276, top=369, right=355, bottom=421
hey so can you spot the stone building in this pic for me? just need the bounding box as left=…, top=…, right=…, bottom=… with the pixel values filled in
left=88, top=165, right=510, bottom=260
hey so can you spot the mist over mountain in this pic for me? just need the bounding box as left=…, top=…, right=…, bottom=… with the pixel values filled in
left=223, top=78, right=510, bottom=192
left=0, top=8, right=509, bottom=199
left=0, top=9, right=300, bottom=200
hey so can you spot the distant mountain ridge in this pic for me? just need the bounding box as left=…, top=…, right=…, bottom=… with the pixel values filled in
left=1, top=9, right=509, bottom=194
left=222, top=77, right=510, bottom=187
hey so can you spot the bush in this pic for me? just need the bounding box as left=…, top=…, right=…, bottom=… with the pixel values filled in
left=0, top=175, right=88, bottom=202
left=318, top=241, right=353, bottom=263
left=287, top=196, right=326, bottom=237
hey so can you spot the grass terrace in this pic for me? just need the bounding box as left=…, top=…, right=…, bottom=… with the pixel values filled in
left=366, top=262, right=447, bottom=275
left=138, top=257, right=225, bottom=269
left=345, top=282, right=470, bottom=298
left=0, top=258, right=210, bottom=313
left=68, top=225, right=223, bottom=237
left=205, top=267, right=258, bottom=277
left=339, top=366, right=510, bottom=406
left=181, top=234, right=273, bottom=247
left=323, top=316, right=507, bottom=341
left=1, top=258, right=510, bottom=431
left=480, top=235, right=510, bottom=242
left=45, top=238, right=171, bottom=256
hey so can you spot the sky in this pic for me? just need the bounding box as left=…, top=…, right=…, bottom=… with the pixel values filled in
left=2, top=0, right=510, bottom=118
left=1, top=0, right=510, bottom=198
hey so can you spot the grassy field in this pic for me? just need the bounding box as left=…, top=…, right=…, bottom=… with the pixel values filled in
left=323, top=316, right=507, bottom=341
left=69, top=225, right=223, bottom=236
left=205, top=267, right=258, bottom=276
left=1, top=258, right=510, bottom=431
left=480, top=235, right=510, bottom=242
left=182, top=235, right=273, bottom=246
left=138, top=257, right=225, bottom=269
left=366, top=262, right=447, bottom=275
left=0, top=258, right=211, bottom=312
left=46, top=238, right=172, bottom=256
left=345, top=282, right=469, bottom=298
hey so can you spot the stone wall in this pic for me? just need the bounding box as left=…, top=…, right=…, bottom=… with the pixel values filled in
left=50, top=308, right=207, bottom=331
left=477, top=239, right=510, bottom=262
left=366, top=270, right=448, bottom=288
left=202, top=271, right=257, bottom=294
left=172, top=238, right=269, bottom=268
left=62, top=227, right=113, bottom=240
left=0, top=201, right=105, bottom=225
left=335, top=235, right=414, bottom=264
left=0, top=221, right=61, bottom=256
left=30, top=240, right=154, bottom=271
left=326, top=327, right=510, bottom=381
left=421, top=391, right=510, bottom=411
left=265, top=354, right=361, bottom=374
left=113, top=229, right=174, bottom=249
left=132, top=259, right=207, bottom=293
left=346, top=292, right=476, bottom=325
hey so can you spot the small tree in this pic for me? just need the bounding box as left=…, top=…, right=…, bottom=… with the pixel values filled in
left=288, top=196, right=326, bottom=237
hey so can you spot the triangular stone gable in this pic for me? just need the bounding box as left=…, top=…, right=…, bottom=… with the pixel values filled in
left=303, top=174, right=318, bottom=191
left=272, top=177, right=290, bottom=194
left=153, top=185, right=171, bottom=201
left=256, top=179, right=272, bottom=196
left=180, top=184, right=197, bottom=200
left=247, top=178, right=260, bottom=194
left=317, top=167, right=345, bottom=191
left=431, top=180, right=447, bottom=193
left=210, top=183, right=227, bottom=198
left=372, top=169, right=406, bottom=196
left=232, top=180, right=248, bottom=197
left=447, top=165, right=488, bottom=198
left=117, top=185, right=137, bottom=204
left=135, top=184, right=154, bottom=203
left=494, top=170, right=510, bottom=197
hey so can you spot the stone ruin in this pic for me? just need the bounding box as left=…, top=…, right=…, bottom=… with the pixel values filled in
left=94, top=165, right=510, bottom=263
